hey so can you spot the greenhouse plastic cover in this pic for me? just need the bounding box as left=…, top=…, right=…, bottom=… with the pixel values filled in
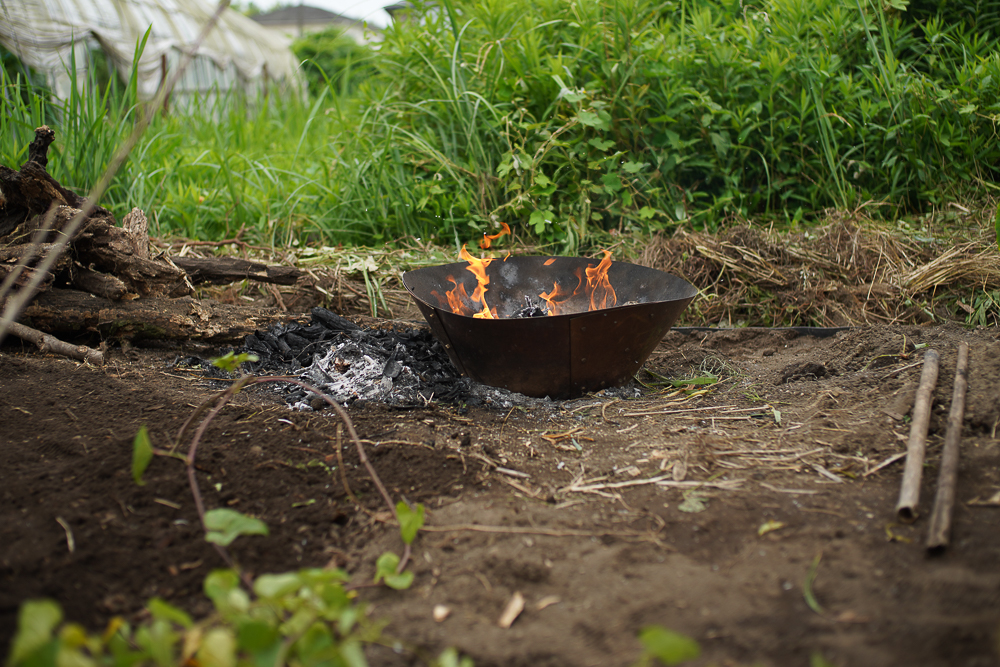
left=0, top=0, right=301, bottom=98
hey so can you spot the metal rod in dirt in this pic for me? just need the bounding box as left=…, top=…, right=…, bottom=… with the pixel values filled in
left=926, top=343, right=969, bottom=551
left=895, top=349, right=940, bottom=522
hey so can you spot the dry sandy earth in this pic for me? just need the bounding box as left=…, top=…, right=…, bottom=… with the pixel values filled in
left=2, top=317, right=999, bottom=666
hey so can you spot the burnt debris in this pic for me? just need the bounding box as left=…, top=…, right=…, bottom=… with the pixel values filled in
left=238, top=307, right=472, bottom=407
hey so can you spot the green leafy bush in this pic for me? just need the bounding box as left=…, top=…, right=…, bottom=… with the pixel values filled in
left=322, top=0, right=1000, bottom=249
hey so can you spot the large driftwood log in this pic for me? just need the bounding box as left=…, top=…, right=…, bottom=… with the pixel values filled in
left=21, top=289, right=289, bottom=342
left=170, top=256, right=302, bottom=285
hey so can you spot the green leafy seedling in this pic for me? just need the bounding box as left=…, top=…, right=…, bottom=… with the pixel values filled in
left=804, top=552, right=825, bottom=615
left=396, top=501, right=425, bottom=545
left=634, top=625, right=701, bottom=666
left=8, top=599, right=62, bottom=666
left=211, top=352, right=259, bottom=374
left=147, top=598, right=193, bottom=629
left=132, top=425, right=153, bottom=485
left=204, top=508, right=269, bottom=546
left=374, top=552, right=414, bottom=590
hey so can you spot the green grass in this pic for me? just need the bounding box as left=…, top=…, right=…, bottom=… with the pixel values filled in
left=2, top=0, right=999, bottom=252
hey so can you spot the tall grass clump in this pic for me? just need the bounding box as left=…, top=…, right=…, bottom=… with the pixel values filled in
left=322, top=0, right=1000, bottom=251
left=1, top=38, right=351, bottom=243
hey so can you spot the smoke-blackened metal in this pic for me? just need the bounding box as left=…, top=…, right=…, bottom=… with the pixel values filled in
left=403, top=256, right=697, bottom=398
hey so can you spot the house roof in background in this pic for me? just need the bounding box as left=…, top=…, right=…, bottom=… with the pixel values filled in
left=252, top=5, right=356, bottom=25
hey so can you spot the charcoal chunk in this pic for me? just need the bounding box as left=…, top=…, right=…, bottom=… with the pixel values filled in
left=312, top=307, right=360, bottom=331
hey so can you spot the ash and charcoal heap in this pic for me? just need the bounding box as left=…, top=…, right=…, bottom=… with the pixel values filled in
left=404, top=255, right=697, bottom=399
left=239, top=307, right=470, bottom=408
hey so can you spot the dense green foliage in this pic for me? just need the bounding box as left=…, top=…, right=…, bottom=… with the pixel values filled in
left=351, top=0, right=1000, bottom=249
left=292, top=29, right=378, bottom=97
left=2, top=0, right=998, bottom=250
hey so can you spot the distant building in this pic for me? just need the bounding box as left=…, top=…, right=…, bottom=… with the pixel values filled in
left=252, top=5, right=376, bottom=43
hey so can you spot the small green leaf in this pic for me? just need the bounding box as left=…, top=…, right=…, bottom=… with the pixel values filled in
left=678, top=493, right=707, bottom=513
left=253, top=572, right=301, bottom=599
left=339, top=639, right=368, bottom=667
left=204, top=508, right=268, bottom=547
left=534, top=173, right=551, bottom=187
left=9, top=599, right=62, bottom=665
left=588, top=137, right=615, bottom=151
left=236, top=620, right=279, bottom=652
left=211, top=352, right=258, bottom=373
left=196, top=628, right=236, bottom=667
left=529, top=209, right=551, bottom=234
left=638, top=625, right=701, bottom=666
left=601, top=173, right=623, bottom=192
left=374, top=552, right=414, bottom=590
left=397, top=501, right=425, bottom=545
left=638, top=206, right=657, bottom=220
left=204, top=570, right=249, bottom=615
left=622, top=161, right=646, bottom=174
left=435, top=647, right=475, bottom=667
left=147, top=598, right=192, bottom=629
left=132, top=425, right=153, bottom=486
left=772, top=407, right=782, bottom=425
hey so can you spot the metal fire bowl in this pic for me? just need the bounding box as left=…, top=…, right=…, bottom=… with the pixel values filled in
left=403, top=256, right=698, bottom=399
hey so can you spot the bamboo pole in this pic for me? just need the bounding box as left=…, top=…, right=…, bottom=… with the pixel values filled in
left=896, top=349, right=940, bottom=522
left=926, top=343, right=970, bottom=551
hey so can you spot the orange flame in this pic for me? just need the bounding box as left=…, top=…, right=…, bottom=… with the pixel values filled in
left=585, top=250, right=616, bottom=310
left=539, top=268, right=584, bottom=316
left=459, top=245, right=497, bottom=319
left=441, top=232, right=617, bottom=319
left=479, top=222, right=511, bottom=249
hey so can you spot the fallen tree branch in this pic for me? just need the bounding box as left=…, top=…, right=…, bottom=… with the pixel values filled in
left=171, top=256, right=302, bottom=286
left=6, top=320, right=103, bottom=365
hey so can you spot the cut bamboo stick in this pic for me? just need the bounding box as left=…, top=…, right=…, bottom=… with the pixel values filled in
left=896, top=349, right=940, bottom=522
left=926, top=342, right=970, bottom=551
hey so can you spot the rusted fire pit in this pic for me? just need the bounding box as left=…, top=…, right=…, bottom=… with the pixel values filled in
left=403, top=254, right=697, bottom=399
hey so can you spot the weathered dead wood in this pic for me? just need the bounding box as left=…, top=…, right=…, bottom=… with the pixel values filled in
left=71, top=213, right=192, bottom=297
left=6, top=320, right=104, bottom=365
left=69, top=265, right=129, bottom=300
left=1, top=128, right=191, bottom=302
left=170, top=256, right=302, bottom=285
left=896, top=349, right=940, bottom=522
left=21, top=288, right=289, bottom=342
left=927, top=343, right=970, bottom=551
left=0, top=243, right=69, bottom=291
left=0, top=127, right=115, bottom=241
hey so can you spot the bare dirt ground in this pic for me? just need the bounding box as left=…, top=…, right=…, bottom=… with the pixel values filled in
left=2, top=314, right=1000, bottom=666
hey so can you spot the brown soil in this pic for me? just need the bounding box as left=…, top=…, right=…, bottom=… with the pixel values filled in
left=2, top=316, right=1000, bottom=666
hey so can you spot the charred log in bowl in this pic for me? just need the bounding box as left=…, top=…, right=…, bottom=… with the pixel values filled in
left=403, top=256, right=697, bottom=399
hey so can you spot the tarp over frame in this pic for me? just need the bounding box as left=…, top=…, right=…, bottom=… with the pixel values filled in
left=0, top=0, right=301, bottom=100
